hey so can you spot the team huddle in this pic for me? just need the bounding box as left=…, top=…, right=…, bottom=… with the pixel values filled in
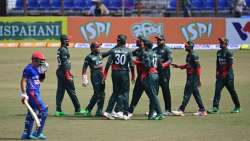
left=19, top=34, right=241, bottom=140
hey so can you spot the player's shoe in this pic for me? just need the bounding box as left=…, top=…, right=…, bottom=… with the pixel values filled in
left=148, top=116, right=155, bottom=120
left=119, top=112, right=131, bottom=120
left=145, top=111, right=157, bottom=117
left=80, top=109, right=92, bottom=117
left=111, top=111, right=117, bottom=118
left=54, top=111, right=65, bottom=117
left=30, top=132, right=47, bottom=140
left=154, top=114, right=165, bottom=120
left=29, top=135, right=38, bottom=140
left=193, top=111, right=208, bottom=116
left=148, top=114, right=165, bottom=120
left=111, top=111, right=122, bottom=118
left=21, top=132, right=31, bottom=140
left=172, top=110, right=185, bottom=116
left=122, top=115, right=130, bottom=120
left=103, top=112, right=115, bottom=120
left=113, top=112, right=130, bottom=120
left=36, top=133, right=47, bottom=140
left=231, top=107, right=241, bottom=113
left=207, top=107, right=219, bottom=114
left=163, top=111, right=173, bottom=116
left=74, top=111, right=83, bottom=116
left=127, top=112, right=133, bottom=118
left=115, top=112, right=125, bottom=119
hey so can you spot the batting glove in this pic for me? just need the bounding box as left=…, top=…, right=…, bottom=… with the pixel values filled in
left=21, top=93, right=28, bottom=104
left=39, top=61, right=49, bottom=73
left=82, top=74, right=88, bottom=87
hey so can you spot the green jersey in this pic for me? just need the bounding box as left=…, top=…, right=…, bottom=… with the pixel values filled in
left=106, top=45, right=134, bottom=71
left=186, top=51, right=200, bottom=78
left=57, top=46, right=71, bottom=70
left=153, top=45, right=173, bottom=71
left=216, top=48, right=234, bottom=79
left=83, top=52, right=103, bottom=73
left=142, top=49, right=158, bottom=71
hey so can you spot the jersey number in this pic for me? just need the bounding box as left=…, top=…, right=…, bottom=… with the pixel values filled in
left=115, top=54, right=126, bottom=65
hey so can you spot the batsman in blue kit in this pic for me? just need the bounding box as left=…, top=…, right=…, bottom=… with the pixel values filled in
left=20, top=51, right=48, bottom=140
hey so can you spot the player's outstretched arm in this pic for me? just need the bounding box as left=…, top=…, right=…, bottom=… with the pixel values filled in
left=171, top=64, right=187, bottom=69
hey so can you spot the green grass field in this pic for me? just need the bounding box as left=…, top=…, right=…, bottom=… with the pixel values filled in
left=0, top=48, right=250, bottom=141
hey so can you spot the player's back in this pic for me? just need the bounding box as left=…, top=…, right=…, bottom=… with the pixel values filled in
left=109, top=46, right=133, bottom=71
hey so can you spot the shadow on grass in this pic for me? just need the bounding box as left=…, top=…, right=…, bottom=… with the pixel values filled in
left=45, top=113, right=152, bottom=120
left=11, top=112, right=234, bottom=120
left=0, top=137, right=20, bottom=140
left=51, top=116, right=149, bottom=121
left=12, top=114, right=25, bottom=117
left=48, top=114, right=177, bottom=121
left=11, top=113, right=154, bottom=120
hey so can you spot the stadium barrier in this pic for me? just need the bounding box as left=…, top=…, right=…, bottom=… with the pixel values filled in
left=0, top=16, right=249, bottom=49
left=0, top=42, right=19, bottom=48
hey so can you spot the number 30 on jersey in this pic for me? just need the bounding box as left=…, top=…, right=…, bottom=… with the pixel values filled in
left=115, top=54, right=126, bottom=65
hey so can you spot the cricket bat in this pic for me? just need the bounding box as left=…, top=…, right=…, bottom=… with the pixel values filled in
left=24, top=99, right=41, bottom=127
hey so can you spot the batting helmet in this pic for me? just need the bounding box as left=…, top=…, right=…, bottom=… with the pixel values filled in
left=31, top=51, right=45, bottom=60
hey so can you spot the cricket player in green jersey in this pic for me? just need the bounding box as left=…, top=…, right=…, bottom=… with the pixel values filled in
left=172, top=41, right=207, bottom=116
left=81, top=42, right=105, bottom=117
left=128, top=35, right=147, bottom=117
left=208, top=37, right=241, bottom=114
left=55, top=35, right=82, bottom=116
left=153, top=35, right=173, bottom=116
left=103, top=34, right=135, bottom=120
left=133, top=39, right=164, bottom=120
